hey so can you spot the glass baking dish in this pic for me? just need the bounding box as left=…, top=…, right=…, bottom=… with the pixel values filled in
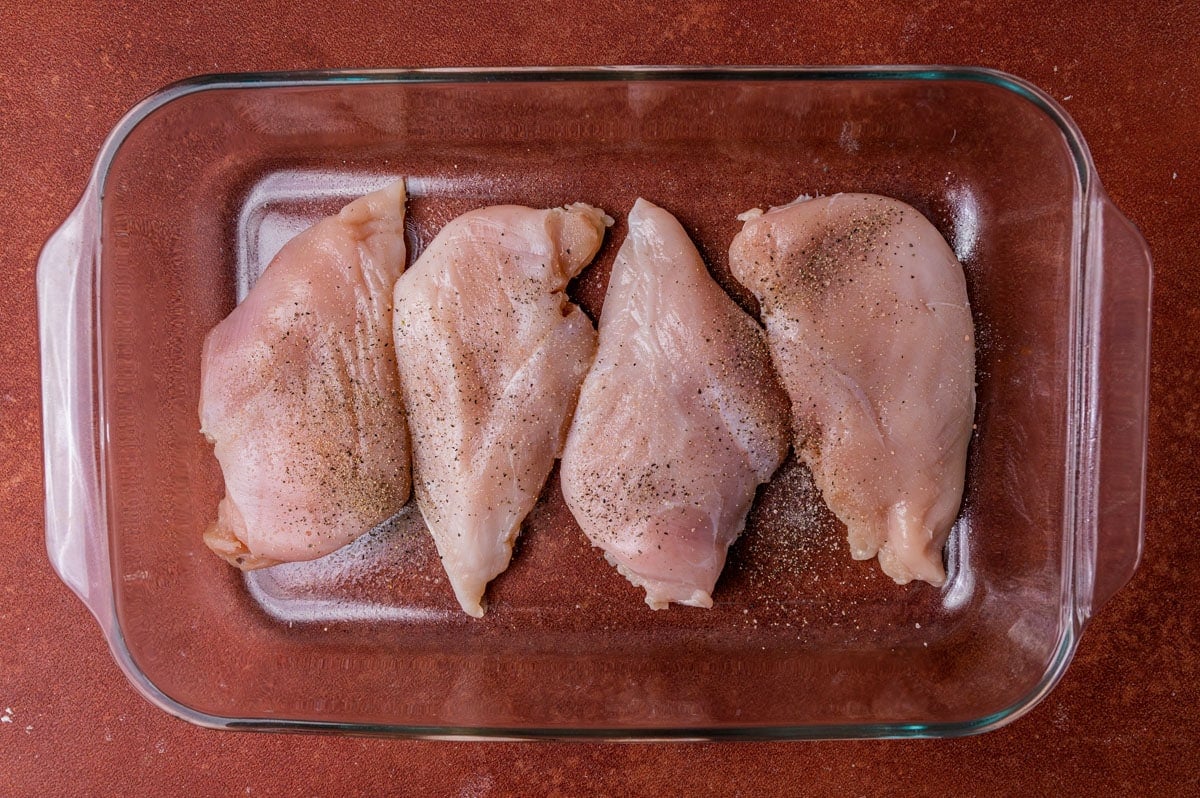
left=37, top=67, right=1151, bottom=740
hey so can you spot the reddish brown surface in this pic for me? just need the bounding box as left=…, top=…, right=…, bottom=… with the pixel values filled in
left=2, top=1, right=1197, bottom=795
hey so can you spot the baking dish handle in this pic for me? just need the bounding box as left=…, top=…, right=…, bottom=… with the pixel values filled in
left=1085, top=193, right=1152, bottom=616
left=37, top=188, right=114, bottom=634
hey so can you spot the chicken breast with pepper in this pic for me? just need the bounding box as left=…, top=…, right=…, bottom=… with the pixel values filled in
left=729, top=193, right=975, bottom=586
left=199, top=180, right=411, bottom=568
left=393, top=202, right=609, bottom=617
left=561, top=199, right=790, bottom=609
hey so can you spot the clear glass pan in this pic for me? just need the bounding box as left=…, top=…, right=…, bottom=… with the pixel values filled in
left=37, top=67, right=1151, bottom=740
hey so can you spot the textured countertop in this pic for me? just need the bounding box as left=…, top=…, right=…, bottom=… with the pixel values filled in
left=3, top=1, right=1197, bottom=794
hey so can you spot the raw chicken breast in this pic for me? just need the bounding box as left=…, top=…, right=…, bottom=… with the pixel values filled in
left=729, top=193, right=975, bottom=586
left=393, top=203, right=609, bottom=617
left=199, top=180, right=411, bottom=568
left=561, top=199, right=791, bottom=609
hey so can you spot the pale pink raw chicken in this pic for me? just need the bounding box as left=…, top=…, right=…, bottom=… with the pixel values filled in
left=199, top=180, right=411, bottom=568
left=729, top=193, right=976, bottom=586
left=561, top=198, right=791, bottom=609
left=393, top=203, right=609, bottom=617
